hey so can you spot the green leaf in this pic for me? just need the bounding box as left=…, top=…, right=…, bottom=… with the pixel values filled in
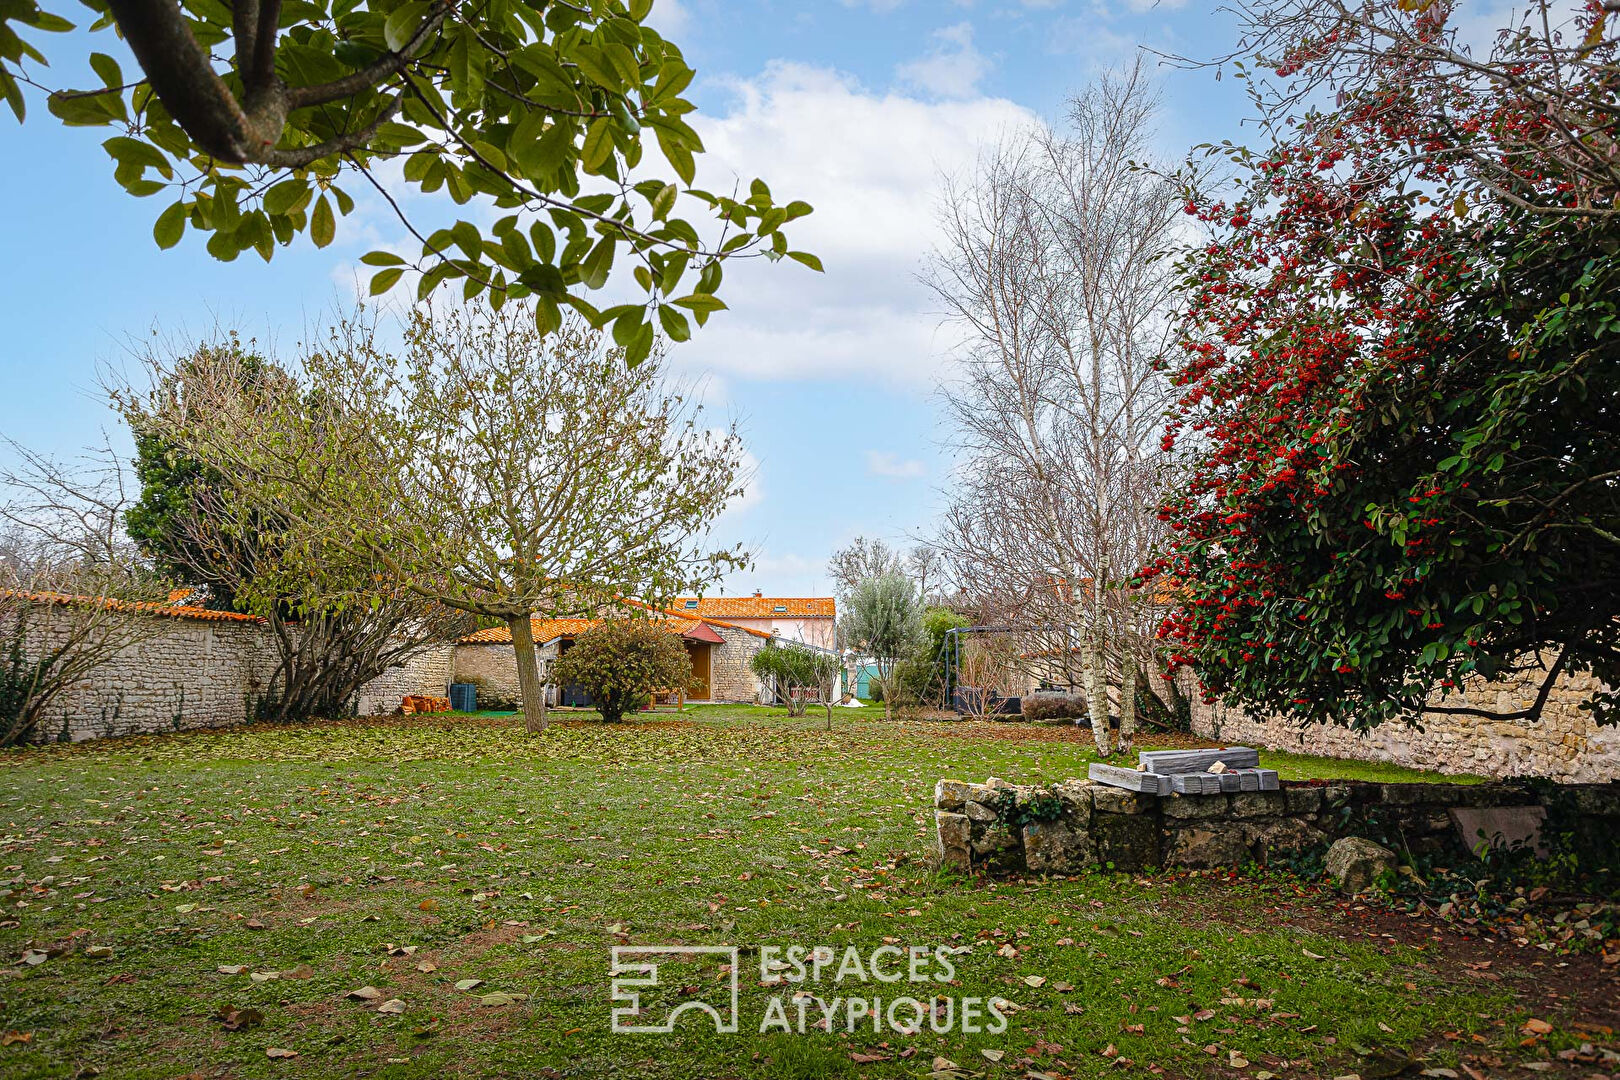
left=152, top=201, right=186, bottom=249
left=89, top=52, right=123, bottom=89
left=360, top=250, right=407, bottom=267
left=581, top=118, right=614, bottom=172
left=384, top=2, right=429, bottom=52
left=657, top=304, right=691, bottom=342
left=310, top=194, right=335, bottom=248
left=672, top=292, right=726, bottom=314
left=369, top=267, right=406, bottom=295
left=263, top=179, right=310, bottom=216
left=786, top=250, right=823, bottom=272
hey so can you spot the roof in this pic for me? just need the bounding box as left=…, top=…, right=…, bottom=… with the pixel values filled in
left=670, top=596, right=835, bottom=619
left=0, top=589, right=263, bottom=624
left=458, top=600, right=772, bottom=646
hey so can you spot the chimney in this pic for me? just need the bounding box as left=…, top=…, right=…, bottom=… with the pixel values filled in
left=753, top=589, right=762, bottom=598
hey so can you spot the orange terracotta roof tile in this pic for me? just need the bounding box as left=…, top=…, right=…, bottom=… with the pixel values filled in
left=670, top=596, right=835, bottom=619
left=458, top=599, right=778, bottom=645
left=0, top=589, right=263, bottom=624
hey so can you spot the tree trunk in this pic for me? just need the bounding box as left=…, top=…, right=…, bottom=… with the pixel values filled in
left=1117, top=650, right=1137, bottom=755
left=1082, top=631, right=1111, bottom=757
left=508, top=613, right=547, bottom=734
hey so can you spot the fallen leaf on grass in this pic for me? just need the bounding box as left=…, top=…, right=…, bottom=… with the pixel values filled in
left=1302, top=948, right=1327, bottom=960
left=217, top=965, right=247, bottom=975
left=479, top=992, right=527, bottom=1007
left=1023, top=975, right=1046, bottom=988
left=1229, top=1050, right=1250, bottom=1068
left=214, top=1005, right=264, bottom=1032
left=1, top=1031, right=32, bottom=1046
left=265, top=1047, right=297, bottom=1059
left=1520, top=1019, right=1553, bottom=1036
left=20, top=950, right=47, bottom=966
left=453, top=979, right=485, bottom=991
left=83, top=945, right=113, bottom=959
left=851, top=1051, right=889, bottom=1063
left=415, top=961, right=437, bottom=973
left=1193, top=1009, right=1216, bottom=1022
left=377, top=999, right=406, bottom=1015
left=418, top=899, right=439, bottom=912
left=281, top=964, right=314, bottom=980
left=347, top=986, right=384, bottom=1002
left=981, top=1049, right=1004, bottom=1062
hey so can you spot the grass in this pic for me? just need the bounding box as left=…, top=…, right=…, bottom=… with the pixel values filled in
left=0, top=706, right=1522, bottom=1079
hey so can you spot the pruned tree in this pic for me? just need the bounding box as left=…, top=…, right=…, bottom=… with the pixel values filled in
left=927, top=62, right=1180, bottom=755
left=1, top=1, right=816, bottom=362
left=839, top=570, right=923, bottom=721
left=123, top=299, right=746, bottom=735
left=0, top=439, right=172, bottom=746
left=550, top=617, right=690, bottom=722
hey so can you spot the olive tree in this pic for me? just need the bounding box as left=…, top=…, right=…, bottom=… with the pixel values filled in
left=2, top=0, right=816, bottom=363
left=125, top=299, right=747, bottom=734
left=751, top=641, right=841, bottom=726
left=838, top=571, right=922, bottom=721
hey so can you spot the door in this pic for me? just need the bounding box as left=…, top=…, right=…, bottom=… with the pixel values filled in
left=687, top=641, right=712, bottom=700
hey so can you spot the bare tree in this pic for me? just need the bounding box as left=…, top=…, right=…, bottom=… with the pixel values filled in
left=926, top=62, right=1179, bottom=756
left=827, top=537, right=903, bottom=606
left=124, top=301, right=746, bottom=735
left=0, top=439, right=171, bottom=745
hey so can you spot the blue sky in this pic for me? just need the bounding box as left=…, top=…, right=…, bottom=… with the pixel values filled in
left=0, top=0, right=1254, bottom=597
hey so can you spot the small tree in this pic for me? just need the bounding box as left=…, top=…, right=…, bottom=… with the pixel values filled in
left=839, top=571, right=923, bottom=721
left=751, top=642, right=841, bottom=726
left=551, top=619, right=690, bottom=722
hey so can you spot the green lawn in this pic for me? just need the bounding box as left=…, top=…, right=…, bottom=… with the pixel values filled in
left=0, top=707, right=1535, bottom=1079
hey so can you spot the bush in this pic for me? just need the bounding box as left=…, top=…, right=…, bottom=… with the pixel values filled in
left=550, top=619, right=691, bottom=722
left=1022, top=693, right=1086, bottom=723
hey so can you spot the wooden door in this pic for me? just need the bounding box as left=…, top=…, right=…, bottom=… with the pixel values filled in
left=687, top=641, right=711, bottom=700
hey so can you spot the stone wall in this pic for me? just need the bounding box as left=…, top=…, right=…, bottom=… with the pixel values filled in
left=1190, top=668, right=1620, bottom=783
left=708, top=625, right=766, bottom=703
left=928, top=774, right=1620, bottom=876
left=16, top=603, right=457, bottom=743
left=353, top=646, right=455, bottom=717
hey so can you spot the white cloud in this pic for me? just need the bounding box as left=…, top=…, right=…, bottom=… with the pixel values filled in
left=665, top=62, right=1037, bottom=387
left=866, top=450, right=926, bottom=479
left=895, top=22, right=992, bottom=99
left=645, top=0, right=690, bottom=38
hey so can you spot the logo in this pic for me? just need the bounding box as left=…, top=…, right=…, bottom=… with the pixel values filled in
left=610, top=945, right=740, bottom=1034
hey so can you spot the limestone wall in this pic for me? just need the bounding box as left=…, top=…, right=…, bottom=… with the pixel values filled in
left=13, top=603, right=456, bottom=742
left=708, top=625, right=765, bottom=703
left=928, top=774, right=1620, bottom=876
left=353, top=645, right=455, bottom=717
left=1190, top=668, right=1620, bottom=783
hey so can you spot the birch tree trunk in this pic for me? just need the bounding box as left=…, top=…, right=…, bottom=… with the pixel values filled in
left=508, top=614, right=548, bottom=734
left=1081, top=630, right=1111, bottom=756
left=1117, top=649, right=1137, bottom=755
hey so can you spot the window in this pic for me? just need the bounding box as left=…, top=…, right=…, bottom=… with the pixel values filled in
left=773, top=605, right=788, bottom=613
left=684, top=600, right=698, bottom=609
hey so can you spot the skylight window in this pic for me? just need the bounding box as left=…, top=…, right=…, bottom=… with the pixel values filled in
left=773, top=605, right=788, bottom=612
left=684, top=600, right=698, bottom=609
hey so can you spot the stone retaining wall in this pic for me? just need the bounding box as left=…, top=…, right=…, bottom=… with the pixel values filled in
left=928, top=775, right=1620, bottom=876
